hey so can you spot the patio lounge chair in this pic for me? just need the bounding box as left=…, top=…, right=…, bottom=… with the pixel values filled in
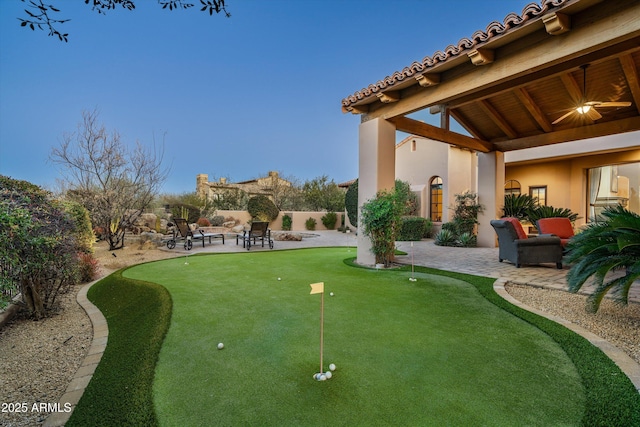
left=536, top=217, right=574, bottom=248
left=166, top=218, right=224, bottom=250
left=490, top=218, right=563, bottom=268
left=237, top=221, right=274, bottom=250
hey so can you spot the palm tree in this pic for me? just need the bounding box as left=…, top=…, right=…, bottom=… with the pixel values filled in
left=565, top=205, right=640, bottom=312
left=502, top=194, right=536, bottom=220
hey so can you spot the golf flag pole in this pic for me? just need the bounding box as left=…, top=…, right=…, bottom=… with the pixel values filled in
left=310, top=282, right=325, bottom=374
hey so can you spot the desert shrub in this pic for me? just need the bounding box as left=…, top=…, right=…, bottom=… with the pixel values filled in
left=321, top=212, right=338, bottom=230
left=395, top=180, right=419, bottom=216
left=360, top=189, right=404, bottom=267
left=441, top=222, right=457, bottom=233
left=170, top=204, right=199, bottom=224
left=196, top=217, right=211, bottom=227
left=63, top=200, right=95, bottom=253
left=434, top=229, right=457, bottom=246
left=436, top=192, right=483, bottom=246
left=210, top=215, right=225, bottom=226
left=78, top=253, right=99, bottom=282
left=451, top=191, right=483, bottom=235
left=282, top=214, right=292, bottom=231
left=305, top=217, right=317, bottom=231
left=457, top=232, right=477, bottom=247
left=248, top=195, right=279, bottom=222
left=423, top=218, right=433, bottom=238
left=397, top=216, right=429, bottom=241
left=0, top=176, right=83, bottom=318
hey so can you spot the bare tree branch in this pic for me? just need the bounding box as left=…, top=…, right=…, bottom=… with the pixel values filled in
left=51, top=109, right=169, bottom=250
left=18, top=0, right=230, bottom=41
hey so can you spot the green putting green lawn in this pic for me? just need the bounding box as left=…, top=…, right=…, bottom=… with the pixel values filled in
left=122, top=248, right=586, bottom=426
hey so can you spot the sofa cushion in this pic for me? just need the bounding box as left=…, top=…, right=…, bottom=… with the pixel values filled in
left=537, top=218, right=574, bottom=239
left=503, top=217, right=527, bottom=240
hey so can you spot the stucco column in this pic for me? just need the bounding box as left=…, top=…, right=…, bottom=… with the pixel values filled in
left=477, top=151, right=504, bottom=247
left=357, top=118, right=396, bottom=265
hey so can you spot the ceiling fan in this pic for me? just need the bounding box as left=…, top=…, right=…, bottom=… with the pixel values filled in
left=552, top=64, right=632, bottom=125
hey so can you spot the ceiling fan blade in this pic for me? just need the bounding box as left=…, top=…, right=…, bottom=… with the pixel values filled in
left=552, top=110, right=575, bottom=125
left=585, top=107, right=602, bottom=121
left=592, top=101, right=632, bottom=108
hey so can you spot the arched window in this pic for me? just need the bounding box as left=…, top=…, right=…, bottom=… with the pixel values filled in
left=430, top=177, right=443, bottom=222
left=505, top=180, right=521, bottom=196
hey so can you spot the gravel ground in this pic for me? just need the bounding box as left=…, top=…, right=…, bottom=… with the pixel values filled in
left=0, top=286, right=92, bottom=427
left=1, top=242, right=638, bottom=426
left=0, top=241, right=179, bottom=427
left=505, top=283, right=640, bottom=364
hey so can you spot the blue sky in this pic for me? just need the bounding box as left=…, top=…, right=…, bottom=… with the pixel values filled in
left=0, top=0, right=533, bottom=194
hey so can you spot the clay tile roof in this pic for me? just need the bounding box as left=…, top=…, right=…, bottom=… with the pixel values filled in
left=341, top=0, right=571, bottom=109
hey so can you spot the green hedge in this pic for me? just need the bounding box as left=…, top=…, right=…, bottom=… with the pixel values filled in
left=247, top=195, right=279, bottom=222
left=321, top=212, right=337, bottom=230
left=397, top=216, right=431, bottom=241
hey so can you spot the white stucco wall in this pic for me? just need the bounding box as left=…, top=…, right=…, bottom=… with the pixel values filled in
left=395, top=136, right=475, bottom=223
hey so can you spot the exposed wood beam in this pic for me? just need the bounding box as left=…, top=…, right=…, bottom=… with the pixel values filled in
left=559, top=70, right=599, bottom=124
left=515, top=88, right=553, bottom=132
left=449, top=110, right=486, bottom=140
left=390, top=116, right=494, bottom=152
left=478, top=100, right=518, bottom=139
left=619, top=54, right=640, bottom=115
left=493, top=116, right=640, bottom=151
left=361, top=0, right=640, bottom=121
left=560, top=72, right=583, bottom=103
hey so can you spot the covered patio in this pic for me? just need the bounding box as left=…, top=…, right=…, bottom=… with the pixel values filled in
left=342, top=0, right=640, bottom=265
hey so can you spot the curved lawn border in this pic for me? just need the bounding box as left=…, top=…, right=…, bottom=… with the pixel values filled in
left=493, top=278, right=640, bottom=394
left=369, top=260, right=640, bottom=427
left=68, top=254, right=639, bottom=426
left=65, top=269, right=172, bottom=427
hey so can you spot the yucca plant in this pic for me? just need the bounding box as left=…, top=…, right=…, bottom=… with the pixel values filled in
left=457, top=232, right=477, bottom=248
left=565, top=205, right=640, bottom=312
left=434, top=229, right=457, bottom=246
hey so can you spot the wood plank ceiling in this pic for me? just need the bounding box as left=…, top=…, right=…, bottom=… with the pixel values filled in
left=341, top=0, right=640, bottom=153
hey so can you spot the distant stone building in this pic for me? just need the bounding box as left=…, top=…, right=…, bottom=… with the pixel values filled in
left=196, top=172, right=291, bottom=202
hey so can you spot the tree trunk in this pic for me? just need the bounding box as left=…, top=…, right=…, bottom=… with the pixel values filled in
left=107, top=228, right=126, bottom=250
left=21, top=277, right=45, bottom=319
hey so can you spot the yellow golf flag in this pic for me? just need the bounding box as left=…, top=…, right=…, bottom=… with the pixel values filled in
left=309, top=282, right=324, bottom=294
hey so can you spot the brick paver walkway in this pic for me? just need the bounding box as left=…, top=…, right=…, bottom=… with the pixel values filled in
left=395, top=239, right=640, bottom=304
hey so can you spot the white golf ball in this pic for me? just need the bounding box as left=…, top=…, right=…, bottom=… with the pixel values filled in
left=325, top=371, right=332, bottom=379
left=318, top=374, right=327, bottom=381
left=329, top=363, right=336, bottom=371
left=277, top=277, right=281, bottom=281
left=217, top=343, right=224, bottom=350
left=330, top=292, right=334, bottom=296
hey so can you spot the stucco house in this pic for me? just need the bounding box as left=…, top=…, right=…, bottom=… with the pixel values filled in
left=196, top=171, right=291, bottom=203
left=342, top=0, right=640, bottom=265
left=396, top=132, right=640, bottom=234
